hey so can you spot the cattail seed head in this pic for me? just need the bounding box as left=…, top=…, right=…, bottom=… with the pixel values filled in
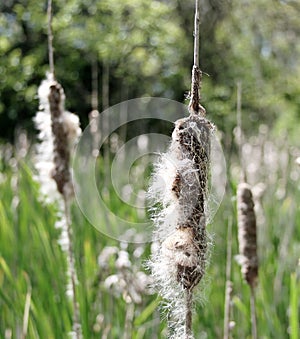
left=161, top=227, right=204, bottom=290
left=34, top=74, right=81, bottom=201
left=148, top=112, right=213, bottom=337
left=48, top=81, right=72, bottom=196
left=237, top=182, right=258, bottom=287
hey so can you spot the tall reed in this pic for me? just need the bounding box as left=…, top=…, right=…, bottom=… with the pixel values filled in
left=33, top=1, right=82, bottom=337
left=148, top=108, right=213, bottom=338
left=236, top=181, right=258, bottom=339
left=148, top=2, right=214, bottom=337
left=235, top=82, right=259, bottom=339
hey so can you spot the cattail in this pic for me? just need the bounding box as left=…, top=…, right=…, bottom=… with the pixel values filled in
left=235, top=81, right=258, bottom=339
left=48, top=78, right=79, bottom=197
left=34, top=74, right=81, bottom=201
left=223, top=219, right=233, bottom=339
left=89, top=57, right=101, bottom=158
left=148, top=1, right=214, bottom=336
left=236, top=182, right=258, bottom=288
left=148, top=113, right=213, bottom=338
left=35, top=2, right=82, bottom=337
left=237, top=180, right=258, bottom=339
left=162, top=114, right=212, bottom=288
left=34, top=73, right=82, bottom=339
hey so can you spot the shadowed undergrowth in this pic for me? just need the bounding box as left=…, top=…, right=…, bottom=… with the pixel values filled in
left=0, top=138, right=299, bottom=338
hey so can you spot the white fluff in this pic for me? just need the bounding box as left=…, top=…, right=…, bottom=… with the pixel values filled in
left=33, top=73, right=81, bottom=202
left=33, top=74, right=82, bottom=309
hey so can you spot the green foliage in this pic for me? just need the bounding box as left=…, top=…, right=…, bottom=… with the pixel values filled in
left=1, top=131, right=300, bottom=338
left=0, top=155, right=161, bottom=338
left=204, top=0, right=300, bottom=141
left=1, top=0, right=299, bottom=142
left=0, top=0, right=189, bottom=140
left=1, top=0, right=300, bottom=337
left=289, top=273, right=299, bottom=339
left=0, top=161, right=71, bottom=338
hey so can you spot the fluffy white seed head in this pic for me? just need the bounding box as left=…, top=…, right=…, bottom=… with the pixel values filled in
left=34, top=73, right=81, bottom=202
left=148, top=114, right=213, bottom=336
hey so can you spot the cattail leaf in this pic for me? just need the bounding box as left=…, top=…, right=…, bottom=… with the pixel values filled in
left=289, top=273, right=299, bottom=339
left=0, top=286, right=18, bottom=313
left=0, top=200, right=12, bottom=240
left=0, top=256, right=14, bottom=285
left=134, top=297, right=161, bottom=327
left=232, top=295, right=248, bottom=317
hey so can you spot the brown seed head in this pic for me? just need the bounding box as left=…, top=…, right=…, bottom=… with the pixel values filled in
left=48, top=81, right=72, bottom=197
left=237, top=182, right=258, bottom=287
left=161, top=227, right=204, bottom=290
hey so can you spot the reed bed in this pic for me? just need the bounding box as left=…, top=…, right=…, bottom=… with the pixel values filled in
left=0, top=130, right=299, bottom=337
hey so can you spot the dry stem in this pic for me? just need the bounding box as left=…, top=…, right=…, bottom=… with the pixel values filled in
left=46, top=2, right=81, bottom=336
left=223, top=219, right=233, bottom=339
left=21, top=276, right=31, bottom=339
left=236, top=81, right=246, bottom=181
left=250, top=285, right=257, bottom=339
left=188, top=0, right=206, bottom=116
left=64, top=197, right=81, bottom=339
left=47, top=0, right=54, bottom=76
left=89, top=57, right=100, bottom=157
left=185, top=289, right=193, bottom=338
left=193, top=0, right=200, bottom=67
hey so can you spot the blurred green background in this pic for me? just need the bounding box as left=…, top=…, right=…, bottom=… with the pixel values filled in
left=0, top=0, right=300, bottom=338
left=1, top=0, right=300, bottom=142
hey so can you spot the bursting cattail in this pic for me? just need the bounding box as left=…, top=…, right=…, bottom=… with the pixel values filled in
left=48, top=75, right=81, bottom=197
left=149, top=2, right=212, bottom=335
left=34, top=74, right=81, bottom=201
left=148, top=113, right=214, bottom=338
left=34, top=73, right=82, bottom=338
left=236, top=182, right=258, bottom=287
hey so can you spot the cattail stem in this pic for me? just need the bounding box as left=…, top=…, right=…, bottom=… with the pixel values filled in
left=223, top=219, right=233, bottom=339
left=223, top=281, right=233, bottom=339
left=124, top=303, right=135, bottom=339
left=250, top=285, right=257, bottom=339
left=236, top=81, right=242, bottom=157
left=189, top=0, right=205, bottom=116
left=236, top=81, right=246, bottom=181
left=47, top=0, right=54, bottom=76
left=193, top=0, right=200, bottom=68
left=64, top=197, right=81, bottom=339
left=91, top=57, right=99, bottom=111
left=89, top=57, right=100, bottom=157
left=185, top=289, right=193, bottom=338
left=102, top=62, right=110, bottom=190
left=21, top=276, right=31, bottom=339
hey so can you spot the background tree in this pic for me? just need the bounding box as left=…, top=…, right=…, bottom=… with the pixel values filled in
left=0, top=0, right=299, bottom=140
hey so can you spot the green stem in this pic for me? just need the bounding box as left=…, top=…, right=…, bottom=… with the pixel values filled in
left=185, top=289, right=193, bottom=338
left=250, top=285, right=257, bottom=339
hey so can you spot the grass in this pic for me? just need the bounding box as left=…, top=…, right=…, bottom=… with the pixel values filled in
left=0, top=136, right=299, bottom=338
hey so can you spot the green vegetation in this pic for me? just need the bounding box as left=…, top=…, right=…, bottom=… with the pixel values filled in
left=1, top=0, right=300, bottom=141
left=1, top=131, right=300, bottom=337
left=0, top=0, right=300, bottom=338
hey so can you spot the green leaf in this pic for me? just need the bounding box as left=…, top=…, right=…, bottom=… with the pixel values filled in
left=289, top=273, right=299, bottom=339
left=134, top=297, right=160, bottom=327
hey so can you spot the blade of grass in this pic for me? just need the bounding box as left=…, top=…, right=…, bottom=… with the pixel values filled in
left=289, top=273, right=299, bottom=339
